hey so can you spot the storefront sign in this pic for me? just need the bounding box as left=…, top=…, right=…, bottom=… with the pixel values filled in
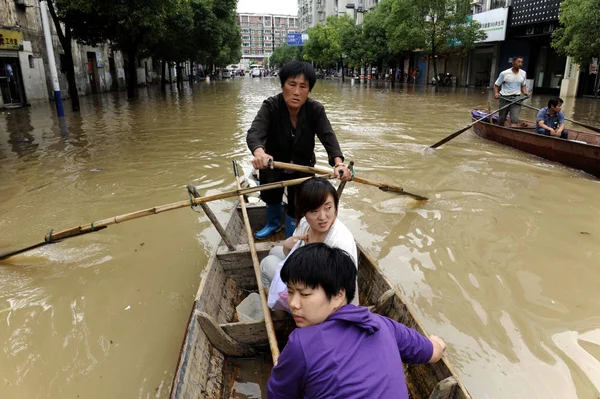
left=472, top=8, right=509, bottom=43
left=0, top=29, right=24, bottom=51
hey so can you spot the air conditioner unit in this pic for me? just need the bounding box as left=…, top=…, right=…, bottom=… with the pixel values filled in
left=525, top=27, right=535, bottom=35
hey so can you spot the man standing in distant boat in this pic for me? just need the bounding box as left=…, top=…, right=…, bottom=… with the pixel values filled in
left=494, top=56, right=529, bottom=127
left=536, top=97, right=568, bottom=139
left=247, top=61, right=351, bottom=240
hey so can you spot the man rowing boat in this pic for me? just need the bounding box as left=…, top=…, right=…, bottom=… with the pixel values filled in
left=246, top=61, right=351, bottom=239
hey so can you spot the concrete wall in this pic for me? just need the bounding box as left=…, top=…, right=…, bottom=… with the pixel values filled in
left=18, top=40, right=48, bottom=103
left=560, top=56, right=580, bottom=98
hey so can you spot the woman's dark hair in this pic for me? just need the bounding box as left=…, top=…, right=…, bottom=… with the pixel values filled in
left=279, top=61, right=317, bottom=91
left=548, top=97, right=564, bottom=108
left=281, top=243, right=356, bottom=304
left=294, top=177, right=339, bottom=225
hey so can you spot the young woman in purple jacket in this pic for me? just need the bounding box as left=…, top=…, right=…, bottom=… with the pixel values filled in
left=267, top=243, right=446, bottom=399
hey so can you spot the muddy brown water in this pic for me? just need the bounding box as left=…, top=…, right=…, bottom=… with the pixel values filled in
left=1, top=78, right=599, bottom=398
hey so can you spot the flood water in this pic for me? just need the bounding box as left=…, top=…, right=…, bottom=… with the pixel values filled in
left=1, top=77, right=599, bottom=398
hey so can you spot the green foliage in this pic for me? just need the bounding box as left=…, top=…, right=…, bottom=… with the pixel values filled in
left=270, top=45, right=304, bottom=67
left=382, top=0, right=485, bottom=56
left=53, top=0, right=240, bottom=65
left=552, top=0, right=600, bottom=66
left=304, top=16, right=358, bottom=68
left=361, top=7, right=389, bottom=66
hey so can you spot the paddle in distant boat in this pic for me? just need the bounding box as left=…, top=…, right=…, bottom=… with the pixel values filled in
left=430, top=96, right=527, bottom=149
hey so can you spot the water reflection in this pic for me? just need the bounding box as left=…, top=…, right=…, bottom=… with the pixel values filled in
left=0, top=78, right=599, bottom=398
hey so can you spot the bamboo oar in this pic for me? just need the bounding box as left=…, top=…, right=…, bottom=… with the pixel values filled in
left=0, top=175, right=321, bottom=261
left=520, top=103, right=600, bottom=134
left=187, top=184, right=235, bottom=251
left=232, top=160, right=280, bottom=365
left=272, top=161, right=429, bottom=201
left=430, top=96, right=527, bottom=148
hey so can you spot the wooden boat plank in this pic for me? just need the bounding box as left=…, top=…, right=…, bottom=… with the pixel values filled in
left=216, top=242, right=281, bottom=271
left=220, top=317, right=297, bottom=346
left=197, top=311, right=255, bottom=357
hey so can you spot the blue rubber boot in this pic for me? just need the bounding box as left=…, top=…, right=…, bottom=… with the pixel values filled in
left=255, top=203, right=282, bottom=239
left=285, top=214, right=296, bottom=238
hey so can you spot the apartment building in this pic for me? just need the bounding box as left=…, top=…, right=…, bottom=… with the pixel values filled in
left=298, top=0, right=380, bottom=32
left=237, top=13, right=299, bottom=69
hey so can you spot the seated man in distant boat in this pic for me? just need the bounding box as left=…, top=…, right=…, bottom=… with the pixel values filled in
left=536, top=97, right=568, bottom=139
left=267, top=243, right=447, bottom=399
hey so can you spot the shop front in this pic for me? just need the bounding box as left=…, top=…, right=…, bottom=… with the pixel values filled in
left=503, top=0, right=566, bottom=94
left=0, top=29, right=26, bottom=108
left=466, top=7, right=508, bottom=88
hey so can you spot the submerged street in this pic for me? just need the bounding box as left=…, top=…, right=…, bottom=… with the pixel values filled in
left=1, top=77, right=599, bottom=398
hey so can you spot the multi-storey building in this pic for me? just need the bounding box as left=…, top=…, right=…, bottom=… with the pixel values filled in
left=298, top=0, right=380, bottom=32
left=237, top=13, right=299, bottom=69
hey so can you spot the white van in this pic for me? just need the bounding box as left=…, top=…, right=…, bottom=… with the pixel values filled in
left=222, top=68, right=231, bottom=79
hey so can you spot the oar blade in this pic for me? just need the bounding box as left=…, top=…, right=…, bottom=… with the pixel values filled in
left=378, top=186, right=429, bottom=201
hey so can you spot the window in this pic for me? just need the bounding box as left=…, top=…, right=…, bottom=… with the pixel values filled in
left=28, top=55, right=34, bottom=69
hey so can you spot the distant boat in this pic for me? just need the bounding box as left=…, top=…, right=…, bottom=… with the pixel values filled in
left=471, top=109, right=600, bottom=178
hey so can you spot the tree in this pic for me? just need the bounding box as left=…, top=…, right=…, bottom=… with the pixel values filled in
left=383, top=0, right=485, bottom=82
left=269, top=44, right=303, bottom=67
left=190, top=0, right=240, bottom=72
left=304, top=16, right=359, bottom=82
left=65, top=0, right=172, bottom=98
left=552, top=0, right=600, bottom=66
left=361, top=7, right=389, bottom=70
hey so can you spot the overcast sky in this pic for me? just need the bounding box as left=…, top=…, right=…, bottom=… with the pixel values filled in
left=237, top=0, right=298, bottom=15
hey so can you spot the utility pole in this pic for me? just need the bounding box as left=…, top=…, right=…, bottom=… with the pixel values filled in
left=39, top=0, right=65, bottom=117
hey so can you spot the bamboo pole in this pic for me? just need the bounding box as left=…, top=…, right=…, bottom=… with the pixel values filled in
left=0, top=175, right=323, bottom=261
left=232, top=160, right=280, bottom=365
left=429, top=96, right=527, bottom=148
left=187, top=184, right=235, bottom=251
left=271, top=161, right=429, bottom=201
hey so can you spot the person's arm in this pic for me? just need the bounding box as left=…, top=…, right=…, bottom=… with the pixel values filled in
left=521, top=72, right=529, bottom=96
left=556, top=113, right=566, bottom=135
left=267, top=332, right=307, bottom=398
left=493, top=72, right=504, bottom=99
left=428, top=335, right=447, bottom=363
left=384, top=317, right=445, bottom=364
left=247, top=99, right=274, bottom=169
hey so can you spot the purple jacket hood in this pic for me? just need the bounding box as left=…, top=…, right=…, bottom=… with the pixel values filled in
left=325, top=304, right=381, bottom=333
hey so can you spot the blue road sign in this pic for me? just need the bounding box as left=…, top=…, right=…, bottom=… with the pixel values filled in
left=287, top=33, right=303, bottom=46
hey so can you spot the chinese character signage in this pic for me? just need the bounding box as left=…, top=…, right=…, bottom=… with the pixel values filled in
left=287, top=33, right=303, bottom=46
left=472, top=8, right=509, bottom=43
left=0, top=29, right=24, bottom=51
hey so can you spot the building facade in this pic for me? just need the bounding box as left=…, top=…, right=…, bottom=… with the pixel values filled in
left=237, top=13, right=299, bottom=69
left=298, top=0, right=380, bottom=32
left=0, top=0, right=156, bottom=109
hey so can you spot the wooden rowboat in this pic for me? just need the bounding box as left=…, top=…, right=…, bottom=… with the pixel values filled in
left=170, top=201, right=471, bottom=398
left=471, top=109, right=600, bottom=178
